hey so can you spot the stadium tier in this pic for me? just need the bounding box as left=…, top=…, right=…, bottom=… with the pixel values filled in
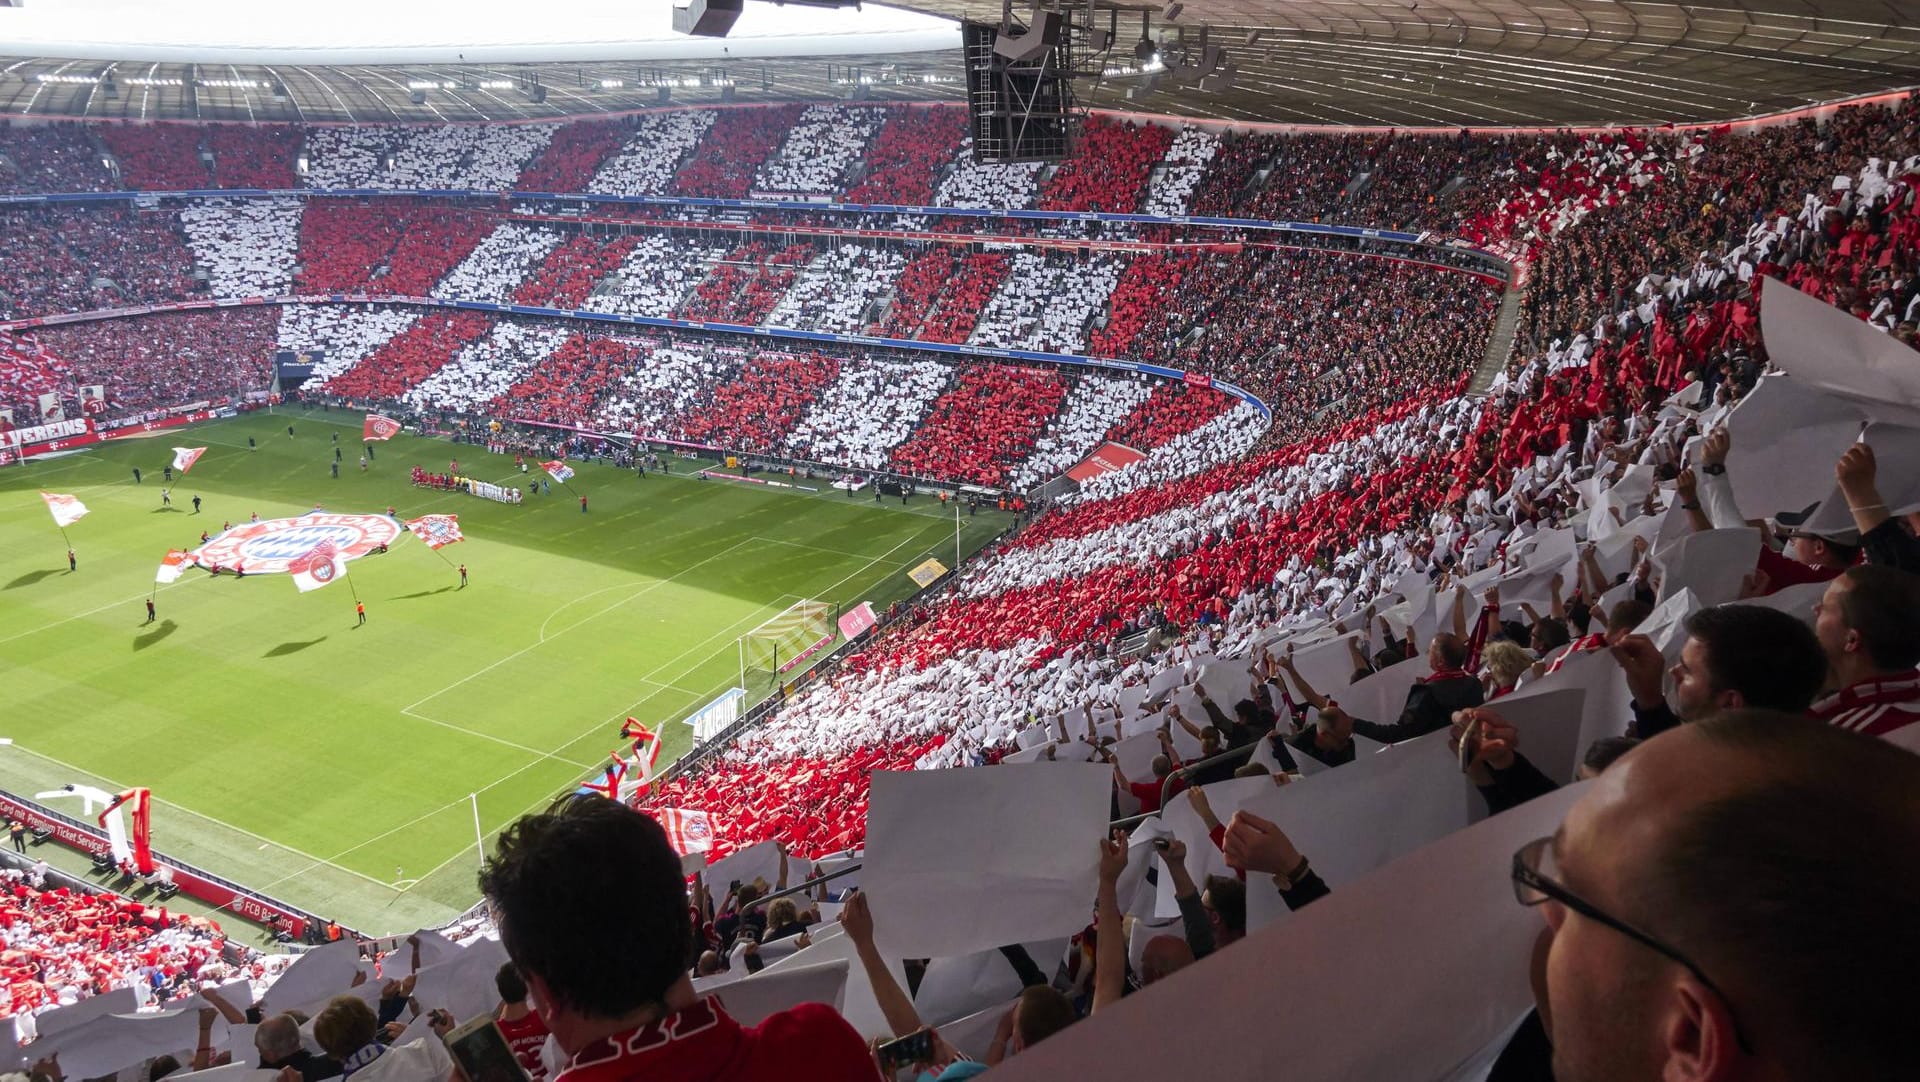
left=1, top=81, right=1919, bottom=1082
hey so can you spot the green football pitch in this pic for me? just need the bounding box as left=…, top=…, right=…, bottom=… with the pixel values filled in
left=0, top=408, right=1011, bottom=933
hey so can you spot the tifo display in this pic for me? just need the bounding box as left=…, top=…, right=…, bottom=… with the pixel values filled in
left=0, top=83, right=1916, bottom=1082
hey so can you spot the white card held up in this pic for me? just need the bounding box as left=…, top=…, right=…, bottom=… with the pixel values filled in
left=260, top=939, right=362, bottom=1014
left=1761, top=275, right=1920, bottom=409
left=989, top=785, right=1589, bottom=1082
left=715, top=959, right=850, bottom=1027
left=1652, top=527, right=1759, bottom=607
left=862, top=764, right=1112, bottom=960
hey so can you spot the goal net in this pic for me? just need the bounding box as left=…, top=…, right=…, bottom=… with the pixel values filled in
left=744, top=599, right=835, bottom=675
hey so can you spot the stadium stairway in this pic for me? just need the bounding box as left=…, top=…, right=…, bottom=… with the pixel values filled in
left=1468, top=280, right=1525, bottom=394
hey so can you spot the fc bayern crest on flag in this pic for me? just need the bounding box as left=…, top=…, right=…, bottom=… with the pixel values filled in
left=363, top=414, right=402, bottom=442
left=403, top=514, right=465, bottom=550
left=192, top=512, right=400, bottom=574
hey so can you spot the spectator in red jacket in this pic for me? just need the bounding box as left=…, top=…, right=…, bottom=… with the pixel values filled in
left=479, top=797, right=877, bottom=1082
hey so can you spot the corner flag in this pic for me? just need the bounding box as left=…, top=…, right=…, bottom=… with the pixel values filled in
left=171, top=447, right=206, bottom=473
left=290, top=539, right=346, bottom=592
left=541, top=460, right=574, bottom=483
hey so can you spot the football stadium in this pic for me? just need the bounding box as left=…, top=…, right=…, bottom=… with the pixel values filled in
left=1, top=0, right=1918, bottom=1078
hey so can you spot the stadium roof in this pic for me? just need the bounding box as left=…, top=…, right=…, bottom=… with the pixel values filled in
left=0, top=0, right=1914, bottom=127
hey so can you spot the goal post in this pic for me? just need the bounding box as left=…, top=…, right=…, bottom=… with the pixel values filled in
left=741, top=599, right=835, bottom=677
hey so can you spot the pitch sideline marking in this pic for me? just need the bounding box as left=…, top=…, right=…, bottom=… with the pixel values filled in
left=402, top=536, right=763, bottom=717
left=0, top=740, right=402, bottom=894
left=393, top=526, right=940, bottom=894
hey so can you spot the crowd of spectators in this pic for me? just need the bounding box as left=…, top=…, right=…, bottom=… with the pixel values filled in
left=512, top=118, right=629, bottom=193
left=178, top=198, right=302, bottom=298
left=766, top=244, right=907, bottom=334
left=968, top=252, right=1122, bottom=353
left=585, top=112, right=715, bottom=196
left=97, top=123, right=214, bottom=190
left=1085, top=253, right=1201, bottom=358
left=206, top=123, right=302, bottom=189
left=783, top=355, right=952, bottom=470
left=0, top=205, right=200, bottom=321
left=580, top=233, right=726, bottom=319
left=673, top=351, right=840, bottom=452
left=677, top=242, right=814, bottom=325
left=932, top=138, right=1046, bottom=210
left=1006, top=373, right=1153, bottom=490
left=1102, top=381, right=1235, bottom=452
left=591, top=341, right=730, bottom=436
left=292, top=200, right=493, bottom=297
left=843, top=104, right=967, bottom=205
left=1142, top=127, right=1220, bottom=218
left=321, top=309, right=493, bottom=401
left=673, top=105, right=807, bottom=199
left=488, top=333, right=642, bottom=427
left=29, top=307, right=275, bottom=413
left=430, top=222, right=566, bottom=305
left=888, top=363, right=1070, bottom=486
left=402, top=321, right=572, bottom=413
left=1037, top=117, right=1173, bottom=214
left=509, top=232, right=641, bottom=310
left=879, top=250, right=1009, bottom=344
left=301, top=123, right=558, bottom=190
left=644, top=98, right=1920, bottom=887
left=0, top=124, right=113, bottom=194
left=1, top=867, right=245, bottom=1017
left=755, top=104, right=888, bottom=195
left=0, top=330, right=72, bottom=419
left=275, top=303, right=420, bottom=385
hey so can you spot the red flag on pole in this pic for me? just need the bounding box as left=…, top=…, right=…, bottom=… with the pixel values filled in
left=363, top=414, right=402, bottom=441
left=651, top=809, right=716, bottom=858
left=39, top=491, right=88, bottom=528
left=403, top=514, right=465, bottom=549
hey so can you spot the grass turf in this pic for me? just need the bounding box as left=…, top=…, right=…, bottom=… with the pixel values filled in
left=0, top=407, right=1010, bottom=933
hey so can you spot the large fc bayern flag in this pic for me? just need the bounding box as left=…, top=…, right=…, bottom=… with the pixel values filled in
left=363, top=414, right=402, bottom=442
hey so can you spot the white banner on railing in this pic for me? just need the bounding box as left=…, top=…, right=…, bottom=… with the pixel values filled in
left=686, top=687, right=746, bottom=743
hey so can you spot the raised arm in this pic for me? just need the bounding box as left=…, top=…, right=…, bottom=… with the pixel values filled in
left=1167, top=703, right=1206, bottom=741
left=1451, top=584, right=1470, bottom=642
left=1345, top=635, right=1372, bottom=675
left=1158, top=839, right=1215, bottom=961
left=1673, top=468, right=1712, bottom=534
left=1092, top=832, right=1129, bottom=1013
left=839, top=891, right=923, bottom=1039
left=1838, top=443, right=1920, bottom=571
left=1277, top=648, right=1330, bottom=711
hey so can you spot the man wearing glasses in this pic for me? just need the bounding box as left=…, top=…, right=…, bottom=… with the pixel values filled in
left=1512, top=710, right=1917, bottom=1081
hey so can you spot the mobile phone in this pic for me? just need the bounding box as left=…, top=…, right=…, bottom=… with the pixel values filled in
left=1151, top=838, right=1171, bottom=851
left=875, top=1029, right=935, bottom=1071
left=443, top=1015, right=531, bottom=1082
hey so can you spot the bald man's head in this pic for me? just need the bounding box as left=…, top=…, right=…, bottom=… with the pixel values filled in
left=1538, top=712, right=1920, bottom=1082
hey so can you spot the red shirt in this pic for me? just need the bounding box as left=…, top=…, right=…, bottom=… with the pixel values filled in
left=1809, top=671, right=1920, bottom=738
left=555, top=996, right=877, bottom=1082
left=498, top=1010, right=553, bottom=1081
left=1128, top=774, right=1185, bottom=814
